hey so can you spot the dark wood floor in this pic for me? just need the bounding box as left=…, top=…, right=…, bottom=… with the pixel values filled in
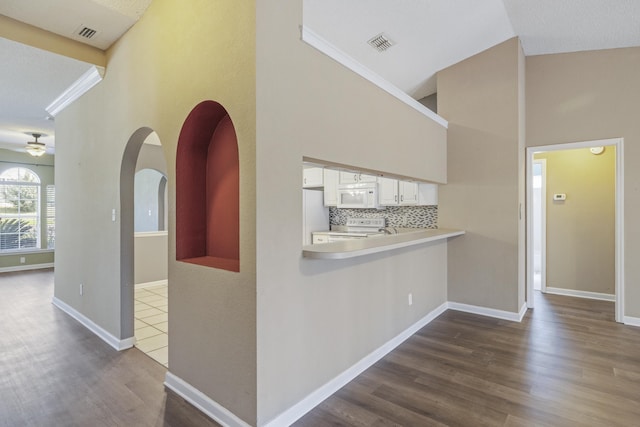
left=295, top=292, right=640, bottom=426
left=0, top=269, right=220, bottom=427
left=4, top=270, right=640, bottom=426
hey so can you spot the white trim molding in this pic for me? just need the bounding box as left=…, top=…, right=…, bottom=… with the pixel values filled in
left=164, top=372, right=252, bottom=427
left=545, top=287, right=615, bottom=302
left=0, top=262, right=53, bottom=273
left=45, top=66, right=105, bottom=117
left=52, top=297, right=135, bottom=351
left=300, top=26, right=448, bottom=129
left=448, top=301, right=528, bottom=322
left=623, top=316, right=640, bottom=327
left=263, top=302, right=449, bottom=427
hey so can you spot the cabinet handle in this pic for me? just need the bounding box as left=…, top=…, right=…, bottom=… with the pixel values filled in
left=395, top=195, right=398, bottom=202
left=354, top=174, right=358, bottom=181
left=400, top=195, right=404, bottom=202
left=303, top=178, right=306, bottom=184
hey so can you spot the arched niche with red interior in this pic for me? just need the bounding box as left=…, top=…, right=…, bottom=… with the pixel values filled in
left=176, top=100, right=240, bottom=272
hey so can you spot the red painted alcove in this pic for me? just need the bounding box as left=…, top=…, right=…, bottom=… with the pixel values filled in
left=176, top=101, right=240, bottom=272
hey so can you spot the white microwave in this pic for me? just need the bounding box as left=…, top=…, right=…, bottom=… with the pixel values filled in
left=337, top=183, right=379, bottom=209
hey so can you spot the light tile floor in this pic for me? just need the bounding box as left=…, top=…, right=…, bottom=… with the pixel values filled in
left=134, top=284, right=168, bottom=367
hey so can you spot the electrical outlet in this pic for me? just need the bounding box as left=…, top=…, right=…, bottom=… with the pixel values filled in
left=19, top=257, right=25, bottom=264
left=408, top=293, right=413, bottom=306
left=80, top=283, right=84, bottom=296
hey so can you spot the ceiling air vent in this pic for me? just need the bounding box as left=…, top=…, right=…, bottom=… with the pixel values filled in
left=76, top=26, right=98, bottom=39
left=367, top=33, right=394, bottom=52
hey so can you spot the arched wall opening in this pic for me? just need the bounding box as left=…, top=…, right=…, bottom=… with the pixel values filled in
left=176, top=100, right=240, bottom=272
left=120, top=127, right=160, bottom=339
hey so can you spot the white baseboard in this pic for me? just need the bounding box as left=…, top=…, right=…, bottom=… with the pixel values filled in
left=623, top=316, right=640, bottom=327
left=164, top=372, right=252, bottom=427
left=135, top=279, right=168, bottom=289
left=52, top=297, right=135, bottom=351
left=545, top=287, right=615, bottom=302
left=447, top=301, right=528, bottom=322
left=161, top=300, right=526, bottom=426
left=0, top=262, right=54, bottom=273
left=262, top=302, right=449, bottom=427
left=517, top=302, right=528, bottom=321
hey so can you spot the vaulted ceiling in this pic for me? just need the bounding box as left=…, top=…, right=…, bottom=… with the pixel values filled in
left=1, top=0, right=640, bottom=154
left=304, top=0, right=640, bottom=99
left=0, top=0, right=152, bottom=153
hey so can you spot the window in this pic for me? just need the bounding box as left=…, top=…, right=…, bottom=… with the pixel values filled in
left=0, top=168, right=41, bottom=251
left=46, top=185, right=55, bottom=249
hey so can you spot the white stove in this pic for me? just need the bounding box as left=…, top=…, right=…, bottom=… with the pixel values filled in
left=312, top=217, right=386, bottom=244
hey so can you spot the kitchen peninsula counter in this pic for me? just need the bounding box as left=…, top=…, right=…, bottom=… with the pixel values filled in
left=302, top=228, right=465, bottom=260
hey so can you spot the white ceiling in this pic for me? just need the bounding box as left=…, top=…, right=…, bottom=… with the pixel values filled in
left=503, top=0, right=640, bottom=56
left=0, top=0, right=152, bottom=155
left=1, top=0, right=640, bottom=155
left=0, top=0, right=152, bottom=50
left=0, top=37, right=92, bottom=154
left=304, top=0, right=640, bottom=100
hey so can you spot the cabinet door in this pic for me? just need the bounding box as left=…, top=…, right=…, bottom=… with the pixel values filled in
left=358, top=173, right=377, bottom=183
left=303, top=167, right=324, bottom=188
left=399, top=181, right=418, bottom=205
left=339, top=171, right=360, bottom=184
left=378, top=177, right=399, bottom=205
left=418, top=183, right=438, bottom=205
left=323, top=169, right=339, bottom=206
left=339, top=171, right=377, bottom=184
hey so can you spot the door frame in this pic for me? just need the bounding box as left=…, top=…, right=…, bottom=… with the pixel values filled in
left=525, top=138, right=624, bottom=322
left=532, top=158, right=547, bottom=293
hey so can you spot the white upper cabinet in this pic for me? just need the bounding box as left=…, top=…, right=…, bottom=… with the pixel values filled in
left=378, top=177, right=399, bottom=206
left=418, top=183, right=438, bottom=205
left=303, top=167, right=323, bottom=188
left=323, top=169, right=339, bottom=206
left=378, top=178, right=438, bottom=206
left=339, top=171, right=377, bottom=184
left=399, top=181, right=418, bottom=205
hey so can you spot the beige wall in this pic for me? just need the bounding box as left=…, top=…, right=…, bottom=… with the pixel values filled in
left=256, top=1, right=449, bottom=423
left=53, top=0, right=256, bottom=423
left=0, top=148, right=55, bottom=269
left=134, top=233, right=167, bottom=285
left=0, top=15, right=105, bottom=67
left=527, top=47, right=640, bottom=316
left=534, top=148, right=615, bottom=294
left=437, top=38, right=525, bottom=313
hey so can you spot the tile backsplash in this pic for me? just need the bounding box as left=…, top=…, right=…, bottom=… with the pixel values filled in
left=330, top=206, right=438, bottom=229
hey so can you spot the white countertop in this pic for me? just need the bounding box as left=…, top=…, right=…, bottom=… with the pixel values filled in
left=302, top=228, right=465, bottom=260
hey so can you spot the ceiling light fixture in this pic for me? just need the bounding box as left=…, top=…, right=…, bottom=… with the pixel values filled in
left=26, top=133, right=46, bottom=157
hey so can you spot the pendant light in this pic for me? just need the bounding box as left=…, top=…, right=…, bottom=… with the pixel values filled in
left=26, top=133, right=46, bottom=157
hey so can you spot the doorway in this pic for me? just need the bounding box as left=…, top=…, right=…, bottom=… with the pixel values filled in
left=526, top=138, right=624, bottom=322
left=120, top=129, right=169, bottom=366
left=532, top=159, right=546, bottom=292
left=133, top=165, right=168, bottom=366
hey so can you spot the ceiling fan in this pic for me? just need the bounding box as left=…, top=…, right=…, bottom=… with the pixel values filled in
left=26, top=133, right=46, bottom=157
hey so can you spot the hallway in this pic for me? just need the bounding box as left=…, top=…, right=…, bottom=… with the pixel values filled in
left=0, top=269, right=218, bottom=427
